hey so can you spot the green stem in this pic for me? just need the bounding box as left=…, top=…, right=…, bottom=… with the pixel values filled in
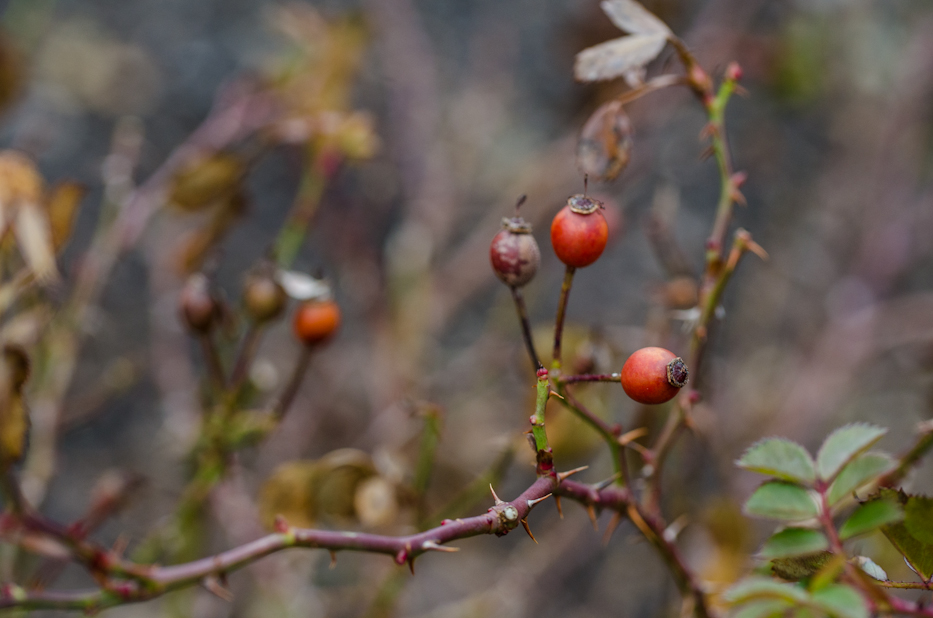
left=532, top=370, right=554, bottom=478
left=551, top=266, right=576, bottom=370
left=273, top=156, right=330, bottom=269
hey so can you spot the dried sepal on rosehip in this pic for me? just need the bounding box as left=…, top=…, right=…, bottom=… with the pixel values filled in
left=293, top=298, right=341, bottom=346
left=490, top=196, right=540, bottom=288
left=550, top=194, right=609, bottom=268
left=620, top=347, right=688, bottom=405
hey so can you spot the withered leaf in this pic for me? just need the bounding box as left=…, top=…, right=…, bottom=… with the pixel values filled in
left=600, top=0, right=672, bottom=37
left=47, top=182, right=86, bottom=252
left=15, top=202, right=59, bottom=283
left=168, top=152, right=245, bottom=213
left=577, top=99, right=634, bottom=181
left=575, top=34, right=667, bottom=83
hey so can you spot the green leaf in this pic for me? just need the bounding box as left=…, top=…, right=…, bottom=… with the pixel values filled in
left=745, top=481, right=819, bottom=521
left=826, top=452, right=895, bottom=506
left=760, top=528, right=828, bottom=560
left=851, top=556, right=887, bottom=581
left=816, top=424, right=886, bottom=481
left=904, top=495, right=933, bottom=545
left=839, top=498, right=903, bottom=540
left=809, top=584, right=868, bottom=618
left=878, top=489, right=933, bottom=581
left=724, top=577, right=809, bottom=604
left=738, top=438, right=816, bottom=485
left=731, top=599, right=792, bottom=618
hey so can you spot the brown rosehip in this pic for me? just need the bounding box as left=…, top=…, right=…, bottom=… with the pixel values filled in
left=620, top=347, right=688, bottom=405
left=243, top=270, right=287, bottom=323
left=180, top=273, right=219, bottom=333
left=550, top=195, right=609, bottom=268
left=293, top=299, right=341, bottom=346
left=490, top=215, right=540, bottom=288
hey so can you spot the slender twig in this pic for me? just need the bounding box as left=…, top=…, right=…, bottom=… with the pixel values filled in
left=273, top=157, right=330, bottom=268
left=269, top=346, right=314, bottom=421
left=552, top=266, right=576, bottom=370
left=556, top=386, right=627, bottom=487
left=510, top=286, right=541, bottom=371
left=228, top=323, right=263, bottom=391
left=197, top=335, right=226, bottom=396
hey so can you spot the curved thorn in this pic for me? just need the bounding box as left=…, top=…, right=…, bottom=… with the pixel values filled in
left=489, top=484, right=504, bottom=506
left=586, top=505, right=599, bottom=531
left=602, top=512, right=622, bottom=546
left=520, top=518, right=537, bottom=544
left=554, top=495, right=564, bottom=519
left=329, top=550, right=337, bottom=569
left=557, top=466, right=589, bottom=482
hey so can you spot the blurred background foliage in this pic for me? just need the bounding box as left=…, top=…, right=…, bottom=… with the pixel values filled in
left=0, top=0, right=931, bottom=616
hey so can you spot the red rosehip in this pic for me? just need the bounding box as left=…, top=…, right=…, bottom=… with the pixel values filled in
left=620, top=347, right=688, bottom=405
left=550, top=195, right=609, bottom=268
left=490, top=216, right=540, bottom=288
left=293, top=299, right=341, bottom=346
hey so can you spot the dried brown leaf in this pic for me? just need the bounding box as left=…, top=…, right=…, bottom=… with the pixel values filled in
left=14, top=202, right=59, bottom=283
left=577, top=99, right=634, bottom=181
left=46, top=182, right=85, bottom=252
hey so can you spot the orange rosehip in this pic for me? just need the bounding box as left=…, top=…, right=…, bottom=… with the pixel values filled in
left=620, top=347, right=688, bottom=405
left=293, top=299, right=341, bottom=346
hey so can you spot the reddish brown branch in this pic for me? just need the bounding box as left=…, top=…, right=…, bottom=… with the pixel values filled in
left=0, top=476, right=557, bottom=612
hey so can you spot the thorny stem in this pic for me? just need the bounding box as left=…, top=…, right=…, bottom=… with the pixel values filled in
left=554, top=480, right=712, bottom=618
left=0, top=475, right=559, bottom=612
left=815, top=483, right=893, bottom=611
left=551, top=266, right=576, bottom=370
left=510, top=286, right=541, bottom=372
left=646, top=232, right=760, bottom=512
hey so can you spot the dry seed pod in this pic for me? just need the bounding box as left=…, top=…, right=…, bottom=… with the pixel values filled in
left=490, top=217, right=540, bottom=288
left=577, top=100, right=633, bottom=182
left=179, top=273, right=220, bottom=333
